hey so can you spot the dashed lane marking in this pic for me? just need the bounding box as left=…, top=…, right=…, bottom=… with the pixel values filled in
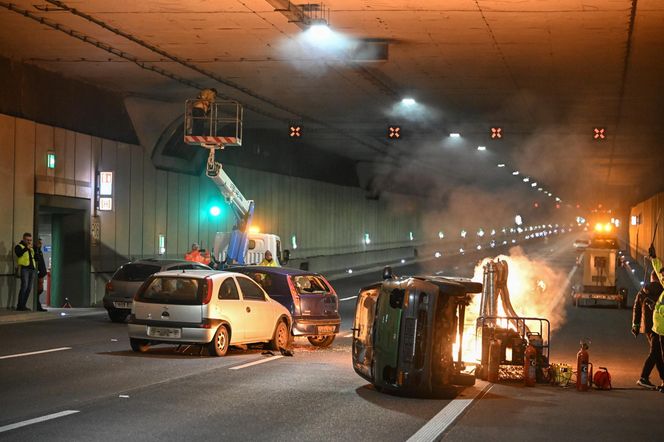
left=339, top=296, right=357, bottom=302
left=343, top=333, right=354, bottom=338
left=229, top=355, right=284, bottom=370
left=0, top=347, right=72, bottom=360
left=407, top=383, right=492, bottom=442
left=0, top=410, right=80, bottom=433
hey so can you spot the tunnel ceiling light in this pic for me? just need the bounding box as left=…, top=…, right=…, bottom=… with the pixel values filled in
left=531, top=183, right=537, bottom=187
left=401, top=97, right=416, bottom=106
left=512, top=171, right=519, bottom=175
left=449, top=133, right=461, bottom=138
left=497, top=163, right=505, bottom=168
left=523, top=177, right=530, bottom=182
left=477, top=146, right=486, bottom=151
left=538, top=187, right=543, bottom=191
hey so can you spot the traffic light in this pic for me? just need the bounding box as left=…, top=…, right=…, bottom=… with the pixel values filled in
left=209, top=205, right=221, bottom=217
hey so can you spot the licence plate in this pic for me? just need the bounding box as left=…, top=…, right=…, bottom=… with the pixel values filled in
left=148, top=327, right=182, bottom=338
left=113, top=301, right=132, bottom=309
left=318, top=325, right=335, bottom=334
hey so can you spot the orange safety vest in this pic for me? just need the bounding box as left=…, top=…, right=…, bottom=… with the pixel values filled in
left=185, top=251, right=210, bottom=265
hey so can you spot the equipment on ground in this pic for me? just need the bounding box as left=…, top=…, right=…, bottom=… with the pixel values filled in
left=576, top=340, right=592, bottom=391
left=524, top=339, right=537, bottom=387
left=183, top=99, right=287, bottom=266
left=475, top=260, right=550, bottom=383
left=351, top=270, right=482, bottom=397
left=571, top=236, right=627, bottom=308
left=593, top=367, right=612, bottom=390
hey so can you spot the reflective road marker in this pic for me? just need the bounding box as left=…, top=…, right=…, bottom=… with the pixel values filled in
left=339, top=296, right=357, bottom=302
left=407, top=384, right=492, bottom=442
left=230, top=355, right=283, bottom=370
left=0, top=347, right=72, bottom=360
left=0, top=410, right=80, bottom=433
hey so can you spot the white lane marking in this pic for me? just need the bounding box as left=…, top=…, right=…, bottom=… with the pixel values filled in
left=407, top=384, right=492, bottom=442
left=339, top=296, right=357, bottom=302
left=0, top=347, right=72, bottom=360
left=0, top=410, right=79, bottom=433
left=343, top=333, right=354, bottom=338
left=229, top=355, right=284, bottom=370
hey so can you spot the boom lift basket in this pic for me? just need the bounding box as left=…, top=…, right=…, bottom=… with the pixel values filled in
left=184, top=100, right=243, bottom=148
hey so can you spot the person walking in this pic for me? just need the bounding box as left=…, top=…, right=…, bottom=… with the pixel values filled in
left=34, top=238, right=48, bottom=312
left=14, top=232, right=37, bottom=311
left=632, top=270, right=664, bottom=389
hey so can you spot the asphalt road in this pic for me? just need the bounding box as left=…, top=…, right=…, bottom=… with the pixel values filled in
left=1, top=233, right=662, bottom=441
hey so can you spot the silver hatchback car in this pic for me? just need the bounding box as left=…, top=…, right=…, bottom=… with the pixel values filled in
left=127, top=270, right=292, bottom=356
left=103, top=259, right=211, bottom=323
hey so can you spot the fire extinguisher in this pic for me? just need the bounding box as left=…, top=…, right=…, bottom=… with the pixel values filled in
left=576, top=340, right=593, bottom=391
left=488, top=338, right=502, bottom=383
left=524, top=341, right=537, bottom=387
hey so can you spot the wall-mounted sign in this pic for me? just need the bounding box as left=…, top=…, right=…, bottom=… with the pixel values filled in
left=47, top=151, right=56, bottom=169
left=99, top=171, right=113, bottom=196
left=99, top=197, right=113, bottom=211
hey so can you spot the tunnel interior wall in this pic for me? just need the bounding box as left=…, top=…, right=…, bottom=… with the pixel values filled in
left=629, top=192, right=664, bottom=270
left=0, top=113, right=428, bottom=307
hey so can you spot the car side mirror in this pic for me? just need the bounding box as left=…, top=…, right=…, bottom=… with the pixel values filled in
left=383, top=266, right=394, bottom=280
left=281, top=249, right=290, bottom=264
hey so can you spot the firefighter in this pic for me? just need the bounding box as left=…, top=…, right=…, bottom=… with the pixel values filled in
left=632, top=270, right=664, bottom=390
left=184, top=243, right=210, bottom=265
left=191, top=88, right=217, bottom=136
left=258, top=250, right=279, bottom=267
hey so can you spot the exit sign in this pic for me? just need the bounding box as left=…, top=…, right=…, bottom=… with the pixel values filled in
left=47, top=151, right=56, bottom=169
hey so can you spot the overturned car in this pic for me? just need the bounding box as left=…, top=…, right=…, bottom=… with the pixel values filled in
left=352, top=269, right=482, bottom=397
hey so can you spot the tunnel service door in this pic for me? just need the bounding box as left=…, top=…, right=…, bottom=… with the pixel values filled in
left=352, top=288, right=379, bottom=380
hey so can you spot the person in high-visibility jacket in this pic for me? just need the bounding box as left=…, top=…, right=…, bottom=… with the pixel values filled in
left=258, top=250, right=279, bottom=267
left=184, top=243, right=211, bottom=265
left=649, top=245, right=664, bottom=392
left=14, top=232, right=37, bottom=311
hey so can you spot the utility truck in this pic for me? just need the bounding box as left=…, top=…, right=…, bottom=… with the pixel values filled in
left=183, top=98, right=288, bottom=267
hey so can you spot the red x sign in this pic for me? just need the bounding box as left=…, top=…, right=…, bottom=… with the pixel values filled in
left=491, top=127, right=502, bottom=139
left=388, top=126, right=401, bottom=139
left=289, top=125, right=302, bottom=138
left=593, top=128, right=605, bottom=139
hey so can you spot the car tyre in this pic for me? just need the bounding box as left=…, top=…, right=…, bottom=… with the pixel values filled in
left=108, top=309, right=129, bottom=323
left=208, top=325, right=229, bottom=357
left=130, top=338, right=150, bottom=353
left=307, top=335, right=336, bottom=348
left=269, top=320, right=289, bottom=351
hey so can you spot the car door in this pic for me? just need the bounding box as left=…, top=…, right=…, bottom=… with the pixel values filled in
left=236, top=276, right=275, bottom=341
left=214, top=277, right=245, bottom=343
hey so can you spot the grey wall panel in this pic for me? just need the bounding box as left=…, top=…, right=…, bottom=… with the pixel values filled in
left=0, top=115, right=15, bottom=286
left=166, top=172, right=179, bottom=258
left=129, top=147, right=144, bottom=259
left=154, top=169, right=168, bottom=256
left=142, top=147, right=156, bottom=257
left=99, top=139, right=117, bottom=271
left=177, top=174, right=189, bottom=254
left=64, top=130, right=76, bottom=197
left=13, top=118, right=35, bottom=239
left=89, top=136, right=102, bottom=271
left=75, top=133, right=92, bottom=199
left=114, top=143, right=131, bottom=266
left=53, top=128, right=66, bottom=196
left=187, top=174, right=200, bottom=254
left=34, top=123, right=54, bottom=195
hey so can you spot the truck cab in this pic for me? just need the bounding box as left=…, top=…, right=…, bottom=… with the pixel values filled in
left=213, top=231, right=287, bottom=266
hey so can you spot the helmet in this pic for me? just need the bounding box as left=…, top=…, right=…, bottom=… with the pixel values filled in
left=198, top=88, right=217, bottom=101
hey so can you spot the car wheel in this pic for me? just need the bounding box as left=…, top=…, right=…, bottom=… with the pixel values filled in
left=269, top=320, right=289, bottom=351
left=307, top=335, right=336, bottom=348
left=208, top=325, right=229, bottom=357
left=130, top=338, right=150, bottom=353
left=108, top=309, right=129, bottom=323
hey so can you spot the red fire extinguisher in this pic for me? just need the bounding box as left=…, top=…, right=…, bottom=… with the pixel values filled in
left=487, top=338, right=502, bottom=383
left=576, top=340, right=593, bottom=391
left=524, top=341, right=537, bottom=387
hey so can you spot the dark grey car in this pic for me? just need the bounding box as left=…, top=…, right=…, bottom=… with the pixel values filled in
left=103, top=259, right=211, bottom=322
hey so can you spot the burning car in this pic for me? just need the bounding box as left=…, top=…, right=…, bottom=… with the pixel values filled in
left=351, top=268, right=482, bottom=397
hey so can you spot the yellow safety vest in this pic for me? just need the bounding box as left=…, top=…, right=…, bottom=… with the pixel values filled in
left=652, top=257, right=664, bottom=287
left=654, top=291, right=664, bottom=335
left=16, top=243, right=36, bottom=268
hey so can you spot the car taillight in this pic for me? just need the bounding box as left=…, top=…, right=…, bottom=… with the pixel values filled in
left=287, top=276, right=300, bottom=301
left=105, top=281, right=114, bottom=292
left=201, top=277, right=213, bottom=305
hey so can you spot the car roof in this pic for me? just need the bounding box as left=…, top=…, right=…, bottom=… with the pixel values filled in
left=123, top=258, right=210, bottom=269
left=231, top=266, right=321, bottom=277
left=153, top=269, right=251, bottom=279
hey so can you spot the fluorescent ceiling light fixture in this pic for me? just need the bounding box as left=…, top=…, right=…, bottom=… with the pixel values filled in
left=531, top=183, right=537, bottom=187
left=449, top=133, right=461, bottom=138
left=555, top=197, right=561, bottom=202
left=477, top=146, right=486, bottom=151
left=497, top=163, right=505, bottom=168
left=523, top=177, right=530, bottom=182
left=512, top=171, right=520, bottom=175
left=538, top=187, right=543, bottom=191
left=401, top=98, right=416, bottom=106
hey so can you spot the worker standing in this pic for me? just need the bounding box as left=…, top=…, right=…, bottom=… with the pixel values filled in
left=259, top=250, right=279, bottom=267
left=632, top=270, right=664, bottom=389
left=184, top=243, right=211, bottom=265
left=191, top=88, right=217, bottom=136
left=649, top=244, right=664, bottom=392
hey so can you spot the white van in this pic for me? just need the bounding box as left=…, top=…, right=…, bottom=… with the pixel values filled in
left=127, top=270, right=291, bottom=356
left=212, top=232, right=287, bottom=266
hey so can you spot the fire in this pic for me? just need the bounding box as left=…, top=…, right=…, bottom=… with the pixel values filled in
left=454, top=246, right=568, bottom=363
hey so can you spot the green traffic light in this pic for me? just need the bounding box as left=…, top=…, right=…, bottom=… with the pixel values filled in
left=209, top=206, right=221, bottom=217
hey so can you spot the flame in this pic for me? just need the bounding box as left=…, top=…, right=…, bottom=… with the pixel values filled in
left=454, top=246, right=568, bottom=363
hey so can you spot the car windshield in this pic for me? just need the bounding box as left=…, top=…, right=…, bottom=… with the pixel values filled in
left=242, top=271, right=287, bottom=295
left=136, top=277, right=203, bottom=305
left=292, top=275, right=330, bottom=294
left=113, top=263, right=161, bottom=282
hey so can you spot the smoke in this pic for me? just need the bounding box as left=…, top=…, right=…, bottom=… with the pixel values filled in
left=276, top=26, right=359, bottom=74
left=469, top=246, right=569, bottom=332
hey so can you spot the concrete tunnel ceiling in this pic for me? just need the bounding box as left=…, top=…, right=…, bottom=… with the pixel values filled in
left=1, top=0, right=663, bottom=213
